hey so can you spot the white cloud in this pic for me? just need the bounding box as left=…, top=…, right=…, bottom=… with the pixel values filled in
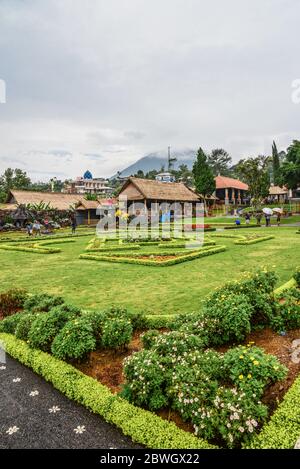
left=0, top=0, right=299, bottom=180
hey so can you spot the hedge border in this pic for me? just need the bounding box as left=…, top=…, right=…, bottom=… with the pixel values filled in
left=245, top=372, right=300, bottom=449
left=79, top=246, right=226, bottom=267
left=234, top=235, right=275, bottom=245
left=158, top=241, right=216, bottom=249
left=0, top=244, right=61, bottom=254
left=0, top=333, right=216, bottom=449
left=0, top=232, right=94, bottom=244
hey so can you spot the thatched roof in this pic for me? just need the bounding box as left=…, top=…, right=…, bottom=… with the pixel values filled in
left=269, top=185, right=288, bottom=196
left=119, top=177, right=200, bottom=202
left=76, top=200, right=101, bottom=210
left=0, top=203, right=17, bottom=211
left=8, top=190, right=83, bottom=210
left=215, top=176, right=248, bottom=191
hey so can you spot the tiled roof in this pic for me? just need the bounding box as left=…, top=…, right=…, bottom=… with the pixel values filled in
left=215, top=176, right=248, bottom=191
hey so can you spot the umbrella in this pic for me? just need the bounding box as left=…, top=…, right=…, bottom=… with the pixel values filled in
left=273, top=208, right=283, bottom=214
left=262, top=208, right=273, bottom=215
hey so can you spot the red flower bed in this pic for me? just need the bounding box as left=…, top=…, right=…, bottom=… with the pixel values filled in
left=184, top=224, right=211, bottom=230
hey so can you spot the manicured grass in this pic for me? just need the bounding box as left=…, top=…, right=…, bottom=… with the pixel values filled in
left=174, top=215, right=300, bottom=226
left=0, top=227, right=299, bottom=315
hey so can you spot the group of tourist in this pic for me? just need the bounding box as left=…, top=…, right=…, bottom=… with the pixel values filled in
left=235, top=211, right=282, bottom=227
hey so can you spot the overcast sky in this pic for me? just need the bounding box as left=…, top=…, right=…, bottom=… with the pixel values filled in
left=0, top=0, right=300, bottom=181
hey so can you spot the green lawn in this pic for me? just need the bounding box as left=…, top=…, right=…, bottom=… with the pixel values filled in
left=0, top=227, right=299, bottom=316
left=174, top=215, right=300, bottom=226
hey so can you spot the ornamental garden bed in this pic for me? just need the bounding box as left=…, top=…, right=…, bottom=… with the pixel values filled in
left=1, top=268, right=299, bottom=449
left=79, top=245, right=226, bottom=267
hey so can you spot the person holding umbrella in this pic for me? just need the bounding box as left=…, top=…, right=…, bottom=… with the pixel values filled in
left=263, top=207, right=273, bottom=227
left=273, top=208, right=283, bottom=226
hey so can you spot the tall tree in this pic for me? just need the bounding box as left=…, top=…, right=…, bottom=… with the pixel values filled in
left=192, top=148, right=216, bottom=215
left=235, top=156, right=270, bottom=207
left=272, top=141, right=281, bottom=185
left=280, top=140, right=300, bottom=190
left=0, top=167, right=31, bottom=202
left=207, top=148, right=232, bottom=176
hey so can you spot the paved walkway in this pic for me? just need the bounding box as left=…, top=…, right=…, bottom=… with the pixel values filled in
left=0, top=355, right=140, bottom=449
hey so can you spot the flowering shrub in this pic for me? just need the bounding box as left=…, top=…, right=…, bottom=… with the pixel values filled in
left=271, top=288, right=300, bottom=331
left=51, top=317, right=96, bottom=360
left=223, top=345, right=287, bottom=396
left=141, top=330, right=160, bottom=349
left=101, top=318, right=133, bottom=349
left=0, top=289, right=27, bottom=319
left=192, top=387, right=268, bottom=448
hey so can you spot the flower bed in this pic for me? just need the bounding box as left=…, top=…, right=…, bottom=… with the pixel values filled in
left=234, top=235, right=275, bottom=245
left=79, top=245, right=226, bottom=267
left=0, top=238, right=76, bottom=254
left=0, top=333, right=215, bottom=449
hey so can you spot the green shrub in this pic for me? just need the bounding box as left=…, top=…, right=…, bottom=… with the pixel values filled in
left=192, top=386, right=268, bottom=448
left=0, top=313, right=24, bottom=333
left=141, top=330, right=160, bottom=349
left=293, top=267, right=300, bottom=287
left=51, top=318, right=96, bottom=360
left=202, top=293, right=254, bottom=346
left=223, top=345, right=287, bottom=396
left=28, top=306, right=81, bottom=352
left=271, top=288, right=300, bottom=331
left=0, top=288, right=27, bottom=318
left=23, top=293, right=64, bottom=313
left=15, top=312, right=38, bottom=341
left=101, top=318, right=133, bottom=349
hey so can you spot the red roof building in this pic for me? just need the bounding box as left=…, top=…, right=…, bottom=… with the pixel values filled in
left=214, top=176, right=249, bottom=205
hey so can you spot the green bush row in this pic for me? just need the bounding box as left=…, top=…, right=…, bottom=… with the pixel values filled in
left=0, top=232, right=93, bottom=244
left=79, top=246, right=226, bottom=267
left=157, top=241, right=216, bottom=249
left=246, top=373, right=300, bottom=449
left=86, top=245, right=141, bottom=252
left=234, top=236, right=275, bottom=245
left=0, top=244, right=61, bottom=254
left=0, top=333, right=215, bottom=449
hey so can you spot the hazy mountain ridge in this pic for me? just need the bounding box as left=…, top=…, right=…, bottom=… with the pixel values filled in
left=112, top=149, right=196, bottom=178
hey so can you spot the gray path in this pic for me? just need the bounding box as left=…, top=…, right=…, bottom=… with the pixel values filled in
left=0, top=355, right=141, bottom=449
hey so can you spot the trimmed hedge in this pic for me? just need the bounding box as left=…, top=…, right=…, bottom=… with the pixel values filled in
left=224, top=225, right=260, bottom=230
left=0, top=333, right=216, bottom=449
left=246, top=373, right=300, bottom=449
left=79, top=246, right=226, bottom=267
left=0, top=244, right=61, bottom=254
left=234, top=235, right=275, bottom=245
left=0, top=232, right=93, bottom=244
left=274, top=278, right=297, bottom=296
left=158, top=241, right=216, bottom=249
left=86, top=245, right=141, bottom=253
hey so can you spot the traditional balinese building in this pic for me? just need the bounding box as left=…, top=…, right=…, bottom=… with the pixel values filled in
left=214, top=176, right=249, bottom=205
left=117, top=177, right=201, bottom=217
left=268, top=184, right=289, bottom=203
left=75, top=198, right=117, bottom=225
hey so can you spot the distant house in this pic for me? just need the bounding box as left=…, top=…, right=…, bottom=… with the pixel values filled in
left=7, top=190, right=83, bottom=210
left=155, top=172, right=176, bottom=183
left=64, top=171, right=113, bottom=196
left=118, top=177, right=201, bottom=217
left=214, top=176, right=249, bottom=205
left=76, top=198, right=116, bottom=225
left=268, top=184, right=289, bottom=203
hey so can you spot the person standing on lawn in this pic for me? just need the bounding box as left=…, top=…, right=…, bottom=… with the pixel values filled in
left=265, top=214, right=271, bottom=227
left=255, top=212, right=262, bottom=226
left=245, top=213, right=251, bottom=225
left=276, top=212, right=281, bottom=226
left=32, top=220, right=41, bottom=237
left=71, top=217, right=77, bottom=235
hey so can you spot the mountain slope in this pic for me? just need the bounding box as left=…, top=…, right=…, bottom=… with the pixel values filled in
left=112, top=149, right=196, bottom=178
